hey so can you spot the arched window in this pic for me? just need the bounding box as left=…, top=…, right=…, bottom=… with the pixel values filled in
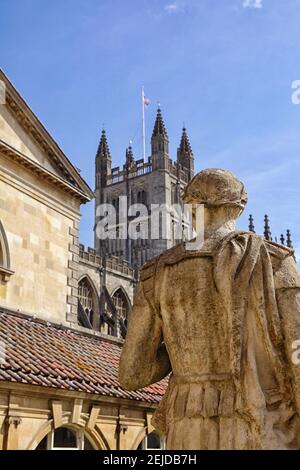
left=138, top=431, right=165, bottom=450
left=35, top=427, right=95, bottom=450
left=0, top=221, right=13, bottom=283
left=78, top=277, right=98, bottom=328
left=112, top=288, right=130, bottom=338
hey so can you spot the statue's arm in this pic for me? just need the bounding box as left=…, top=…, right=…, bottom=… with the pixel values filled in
left=275, top=255, right=300, bottom=411
left=119, top=282, right=171, bottom=391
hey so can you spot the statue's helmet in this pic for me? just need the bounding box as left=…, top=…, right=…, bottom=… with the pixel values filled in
left=182, top=168, right=248, bottom=211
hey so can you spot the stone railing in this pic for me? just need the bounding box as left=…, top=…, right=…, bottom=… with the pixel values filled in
left=107, top=159, right=152, bottom=186
left=105, top=157, right=190, bottom=186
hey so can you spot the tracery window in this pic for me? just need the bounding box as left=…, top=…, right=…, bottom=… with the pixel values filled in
left=77, top=279, right=132, bottom=339
left=78, top=277, right=96, bottom=327
left=112, top=288, right=130, bottom=338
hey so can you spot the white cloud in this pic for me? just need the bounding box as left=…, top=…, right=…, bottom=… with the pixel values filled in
left=243, top=0, right=263, bottom=9
left=164, top=2, right=185, bottom=14
left=165, top=4, right=178, bottom=13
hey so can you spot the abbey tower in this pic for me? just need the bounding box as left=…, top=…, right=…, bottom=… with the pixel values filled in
left=94, top=108, right=195, bottom=267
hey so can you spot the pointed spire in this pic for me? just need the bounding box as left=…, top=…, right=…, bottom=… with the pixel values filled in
left=286, top=229, right=293, bottom=248
left=248, top=214, right=255, bottom=233
left=96, top=128, right=111, bottom=161
left=177, top=126, right=194, bottom=181
left=179, top=127, right=193, bottom=155
left=95, top=128, right=112, bottom=189
left=280, top=234, right=285, bottom=245
left=152, top=107, right=168, bottom=138
left=264, top=214, right=272, bottom=241
left=151, top=107, right=169, bottom=170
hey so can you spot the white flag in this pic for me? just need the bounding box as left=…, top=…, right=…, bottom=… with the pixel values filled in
left=143, top=96, right=150, bottom=107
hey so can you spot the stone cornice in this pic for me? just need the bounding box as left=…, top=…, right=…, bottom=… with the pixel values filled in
left=0, top=139, right=90, bottom=203
left=0, top=381, right=157, bottom=410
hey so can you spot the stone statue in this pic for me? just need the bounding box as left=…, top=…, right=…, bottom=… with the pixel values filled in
left=119, top=169, right=300, bottom=450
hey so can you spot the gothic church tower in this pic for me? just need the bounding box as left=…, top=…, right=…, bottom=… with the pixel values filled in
left=94, top=108, right=195, bottom=267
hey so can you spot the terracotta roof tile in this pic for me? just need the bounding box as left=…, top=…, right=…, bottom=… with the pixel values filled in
left=0, top=311, right=167, bottom=404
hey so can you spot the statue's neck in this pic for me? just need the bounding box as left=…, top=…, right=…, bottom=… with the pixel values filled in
left=204, top=220, right=236, bottom=240
left=201, top=221, right=236, bottom=250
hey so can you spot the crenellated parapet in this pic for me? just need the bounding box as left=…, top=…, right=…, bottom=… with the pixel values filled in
left=79, top=244, right=135, bottom=277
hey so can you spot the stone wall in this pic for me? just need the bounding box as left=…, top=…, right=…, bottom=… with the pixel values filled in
left=0, top=93, right=89, bottom=326
left=0, top=154, right=81, bottom=326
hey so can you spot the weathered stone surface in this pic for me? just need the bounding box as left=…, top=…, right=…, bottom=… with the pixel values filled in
left=120, top=169, right=300, bottom=450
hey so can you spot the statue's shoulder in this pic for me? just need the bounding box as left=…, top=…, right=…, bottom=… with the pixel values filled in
left=263, top=239, right=299, bottom=288
left=140, top=243, right=185, bottom=281
left=263, top=238, right=294, bottom=274
left=140, top=257, right=157, bottom=281
left=227, top=231, right=294, bottom=260
left=254, top=235, right=296, bottom=281
left=219, top=231, right=295, bottom=269
left=158, top=243, right=186, bottom=265
left=264, top=238, right=294, bottom=260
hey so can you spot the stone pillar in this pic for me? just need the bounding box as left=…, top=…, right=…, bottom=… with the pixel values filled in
left=5, top=416, right=22, bottom=450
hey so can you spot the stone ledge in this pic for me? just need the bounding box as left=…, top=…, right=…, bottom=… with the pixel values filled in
left=0, top=266, right=14, bottom=284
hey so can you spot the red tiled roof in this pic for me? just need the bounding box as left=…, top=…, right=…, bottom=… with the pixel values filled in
left=0, top=311, right=168, bottom=403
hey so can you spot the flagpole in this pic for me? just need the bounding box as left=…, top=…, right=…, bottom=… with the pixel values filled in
left=142, top=86, right=146, bottom=161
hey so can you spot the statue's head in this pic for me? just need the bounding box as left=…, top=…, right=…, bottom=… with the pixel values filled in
left=183, top=169, right=248, bottom=224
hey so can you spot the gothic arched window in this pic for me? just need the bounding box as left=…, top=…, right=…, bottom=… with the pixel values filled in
left=0, top=221, right=14, bottom=283
left=112, top=288, right=131, bottom=338
left=78, top=277, right=98, bottom=328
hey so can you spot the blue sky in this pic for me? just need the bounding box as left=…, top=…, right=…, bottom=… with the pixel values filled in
left=1, top=0, right=300, bottom=259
